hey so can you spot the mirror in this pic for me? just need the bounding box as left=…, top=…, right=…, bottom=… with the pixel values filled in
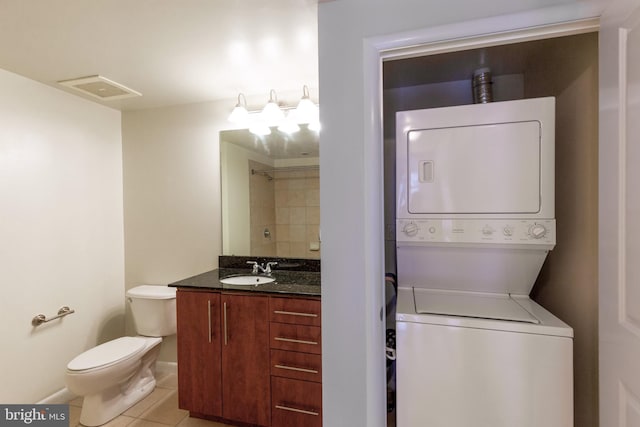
left=220, top=127, right=320, bottom=259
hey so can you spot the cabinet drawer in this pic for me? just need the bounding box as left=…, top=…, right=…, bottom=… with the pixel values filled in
left=270, top=349, right=322, bottom=383
left=270, top=323, right=321, bottom=354
left=270, top=297, right=321, bottom=326
left=272, top=376, right=322, bottom=427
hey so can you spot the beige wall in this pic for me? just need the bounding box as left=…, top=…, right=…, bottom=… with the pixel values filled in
left=526, top=32, right=600, bottom=427
left=122, top=101, right=229, bottom=362
left=0, top=68, right=124, bottom=403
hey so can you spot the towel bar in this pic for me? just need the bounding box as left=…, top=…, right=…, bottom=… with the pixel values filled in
left=32, top=306, right=75, bottom=327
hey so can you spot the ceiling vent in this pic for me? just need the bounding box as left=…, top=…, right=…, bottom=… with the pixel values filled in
left=57, top=75, right=141, bottom=100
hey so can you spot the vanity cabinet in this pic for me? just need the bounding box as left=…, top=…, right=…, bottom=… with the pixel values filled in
left=176, top=290, right=270, bottom=426
left=269, top=297, right=322, bottom=427
left=176, top=290, right=222, bottom=417
left=220, top=293, right=271, bottom=426
left=177, top=289, right=321, bottom=427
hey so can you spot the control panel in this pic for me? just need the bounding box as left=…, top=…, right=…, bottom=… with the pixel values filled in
left=396, top=219, right=556, bottom=247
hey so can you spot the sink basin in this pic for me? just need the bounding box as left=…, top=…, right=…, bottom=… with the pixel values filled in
left=220, top=275, right=275, bottom=286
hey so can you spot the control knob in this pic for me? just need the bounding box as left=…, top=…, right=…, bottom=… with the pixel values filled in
left=402, top=221, right=420, bottom=237
left=482, top=225, right=494, bottom=236
left=528, top=223, right=548, bottom=239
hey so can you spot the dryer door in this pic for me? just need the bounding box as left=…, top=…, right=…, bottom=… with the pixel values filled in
left=406, top=120, right=540, bottom=214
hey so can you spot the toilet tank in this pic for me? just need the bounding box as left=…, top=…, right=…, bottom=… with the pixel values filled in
left=126, top=285, right=177, bottom=337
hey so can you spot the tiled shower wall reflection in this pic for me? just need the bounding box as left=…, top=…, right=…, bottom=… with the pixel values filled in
left=249, top=160, right=277, bottom=256
left=249, top=161, right=320, bottom=259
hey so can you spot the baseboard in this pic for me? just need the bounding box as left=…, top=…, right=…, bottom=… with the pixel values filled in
left=156, top=361, right=177, bottom=375
left=37, top=387, right=76, bottom=405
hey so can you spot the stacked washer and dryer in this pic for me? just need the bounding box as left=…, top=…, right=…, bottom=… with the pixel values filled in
left=394, top=97, right=574, bottom=426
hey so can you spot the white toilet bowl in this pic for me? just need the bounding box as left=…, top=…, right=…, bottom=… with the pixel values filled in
left=65, top=285, right=176, bottom=426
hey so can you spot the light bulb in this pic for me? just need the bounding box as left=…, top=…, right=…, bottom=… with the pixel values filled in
left=261, top=89, right=285, bottom=126
left=294, top=85, right=319, bottom=124
left=249, top=120, right=271, bottom=136
left=295, top=97, right=318, bottom=124
left=228, top=105, right=249, bottom=125
left=308, top=120, right=321, bottom=132
left=228, top=93, right=249, bottom=126
left=278, top=113, right=300, bottom=134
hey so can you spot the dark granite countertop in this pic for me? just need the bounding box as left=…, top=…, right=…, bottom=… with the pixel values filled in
left=168, top=267, right=321, bottom=297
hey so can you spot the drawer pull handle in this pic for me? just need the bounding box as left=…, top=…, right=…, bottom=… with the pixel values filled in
left=274, top=364, right=319, bottom=374
left=207, top=300, right=212, bottom=343
left=223, top=302, right=228, bottom=346
left=274, top=310, right=318, bottom=318
left=275, top=405, right=319, bottom=417
left=275, top=337, right=318, bottom=345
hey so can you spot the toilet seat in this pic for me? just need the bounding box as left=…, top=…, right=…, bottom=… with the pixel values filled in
left=67, top=337, right=147, bottom=372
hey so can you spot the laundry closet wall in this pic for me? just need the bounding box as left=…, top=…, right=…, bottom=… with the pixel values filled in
left=527, top=33, right=600, bottom=427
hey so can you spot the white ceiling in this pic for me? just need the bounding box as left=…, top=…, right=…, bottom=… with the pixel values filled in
left=0, top=0, right=320, bottom=111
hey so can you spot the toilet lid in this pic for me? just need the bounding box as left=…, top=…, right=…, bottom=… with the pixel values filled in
left=126, top=285, right=176, bottom=300
left=67, top=337, right=146, bottom=371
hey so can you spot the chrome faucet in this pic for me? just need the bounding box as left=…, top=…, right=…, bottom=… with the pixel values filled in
left=264, top=261, right=278, bottom=275
left=246, top=261, right=261, bottom=274
left=246, top=261, right=278, bottom=276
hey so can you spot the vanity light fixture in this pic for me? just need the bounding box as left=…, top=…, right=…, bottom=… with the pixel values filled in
left=228, top=93, right=249, bottom=125
left=228, top=86, right=320, bottom=136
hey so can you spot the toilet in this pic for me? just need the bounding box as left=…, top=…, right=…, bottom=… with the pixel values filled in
left=66, top=285, right=177, bottom=426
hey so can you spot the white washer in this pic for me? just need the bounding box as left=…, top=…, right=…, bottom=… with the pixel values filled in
left=396, top=287, right=573, bottom=427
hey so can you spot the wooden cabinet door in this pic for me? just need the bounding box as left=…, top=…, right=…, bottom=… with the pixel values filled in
left=176, top=290, right=222, bottom=417
left=221, top=293, right=271, bottom=426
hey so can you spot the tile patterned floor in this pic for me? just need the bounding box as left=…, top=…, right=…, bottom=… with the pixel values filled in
left=68, top=370, right=396, bottom=426
left=68, top=372, right=234, bottom=427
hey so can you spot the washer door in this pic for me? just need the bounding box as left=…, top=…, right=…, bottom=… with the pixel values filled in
left=413, top=288, right=539, bottom=324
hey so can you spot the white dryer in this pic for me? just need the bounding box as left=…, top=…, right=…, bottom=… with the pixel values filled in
left=394, top=97, right=574, bottom=427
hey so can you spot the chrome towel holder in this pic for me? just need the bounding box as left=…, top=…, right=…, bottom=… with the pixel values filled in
left=32, top=306, right=75, bottom=327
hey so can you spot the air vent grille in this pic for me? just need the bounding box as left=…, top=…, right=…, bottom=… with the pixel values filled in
left=58, top=75, right=141, bottom=100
